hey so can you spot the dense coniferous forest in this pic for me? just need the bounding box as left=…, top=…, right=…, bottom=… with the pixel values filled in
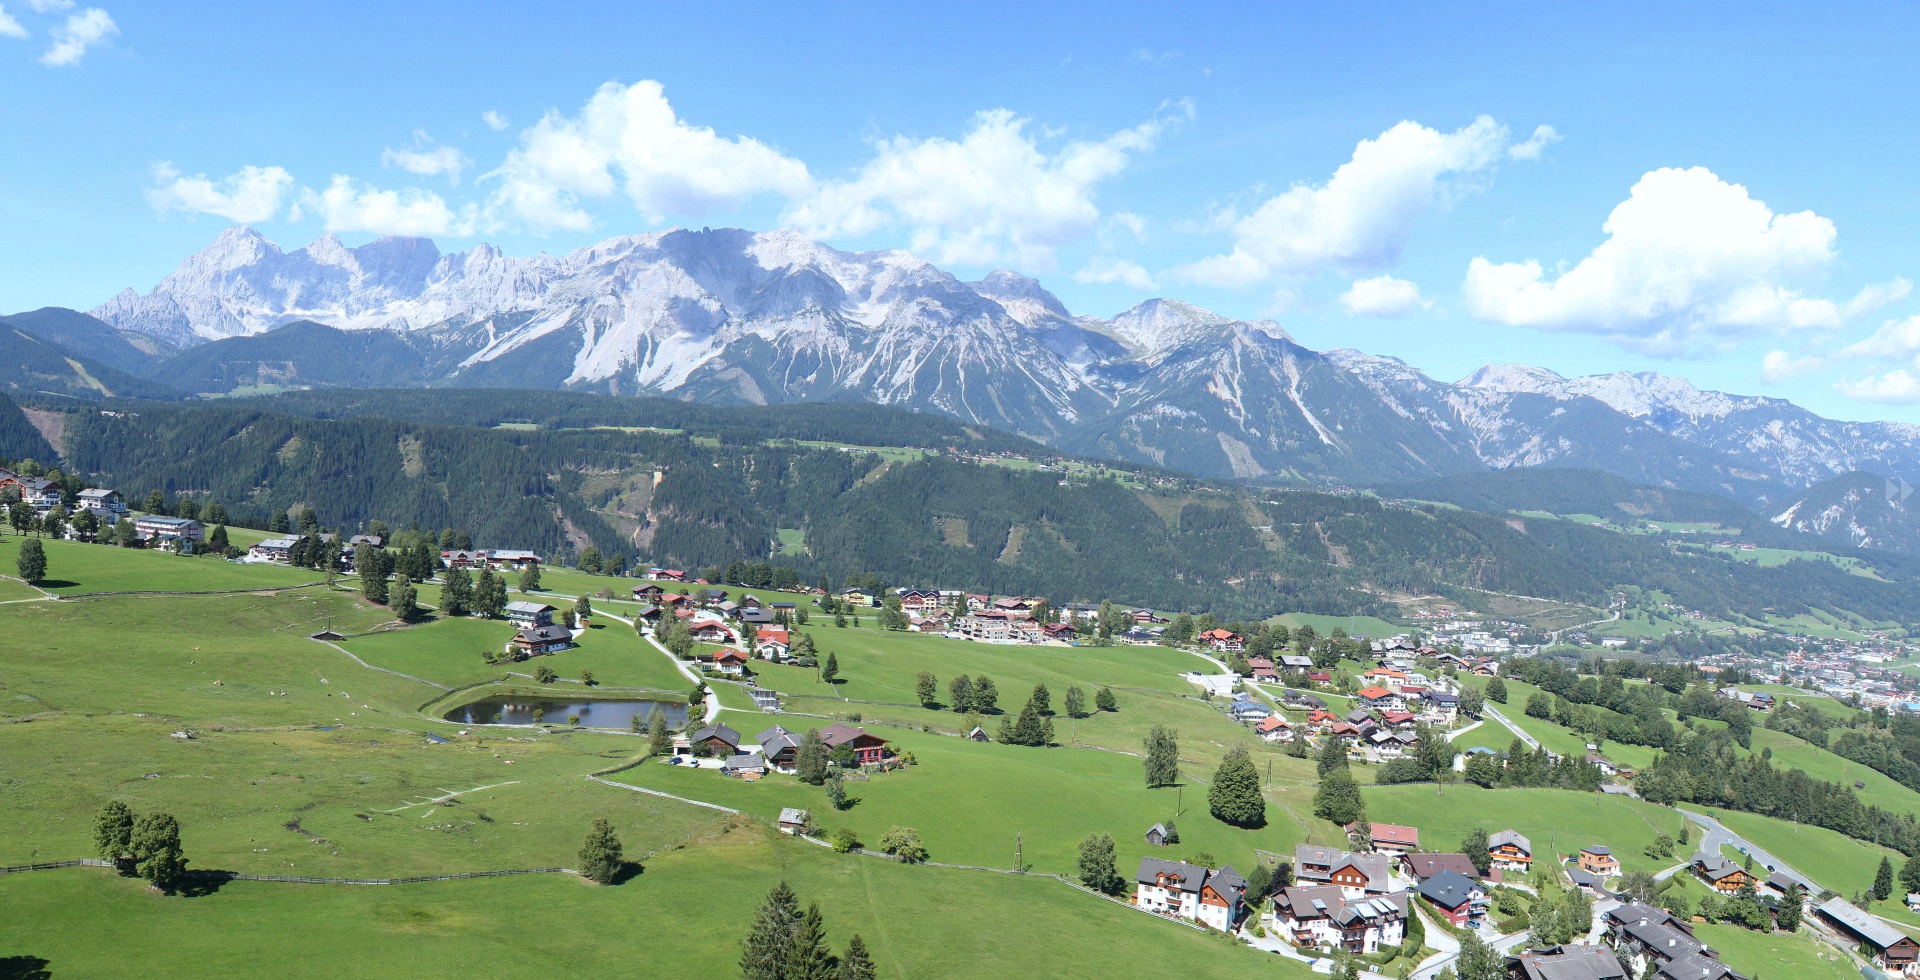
left=0, top=394, right=55, bottom=462
left=14, top=389, right=1920, bottom=624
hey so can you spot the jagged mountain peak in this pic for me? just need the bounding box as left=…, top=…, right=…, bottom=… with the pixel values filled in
left=1459, top=362, right=1568, bottom=390
left=1106, top=298, right=1237, bottom=357
left=968, top=268, right=1073, bottom=325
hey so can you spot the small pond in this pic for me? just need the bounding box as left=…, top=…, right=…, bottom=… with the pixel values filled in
left=444, top=696, right=688, bottom=729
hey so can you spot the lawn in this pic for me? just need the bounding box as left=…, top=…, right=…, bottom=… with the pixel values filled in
left=1272, top=612, right=1403, bottom=639
left=1737, top=685, right=1858, bottom=719
left=1364, top=785, right=1687, bottom=876
left=342, top=614, right=692, bottom=695
left=0, top=535, right=321, bottom=594
left=1693, top=921, right=1857, bottom=980
left=0, top=829, right=1298, bottom=979
left=621, top=722, right=1307, bottom=878
left=1747, top=727, right=1920, bottom=818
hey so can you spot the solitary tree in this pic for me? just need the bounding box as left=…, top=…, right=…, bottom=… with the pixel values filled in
left=820, top=651, right=840, bottom=685
left=1312, top=768, right=1365, bottom=826
left=130, top=811, right=187, bottom=893
left=825, top=772, right=849, bottom=811
left=1094, top=687, right=1118, bottom=712
left=578, top=818, right=625, bottom=884
left=877, top=826, right=926, bottom=863
left=16, top=537, right=46, bottom=583
left=915, top=671, right=939, bottom=708
left=1485, top=675, right=1508, bottom=704
left=93, top=801, right=135, bottom=869
left=574, top=594, right=593, bottom=622
left=1144, top=726, right=1180, bottom=787
left=518, top=564, right=542, bottom=593
left=1208, top=744, right=1266, bottom=828
left=740, top=881, right=802, bottom=980
left=1064, top=685, right=1087, bottom=719
left=1874, top=855, right=1896, bottom=902
left=1077, top=832, right=1125, bottom=895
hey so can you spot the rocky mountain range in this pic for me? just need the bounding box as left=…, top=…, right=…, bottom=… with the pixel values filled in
left=38, top=224, right=1920, bottom=504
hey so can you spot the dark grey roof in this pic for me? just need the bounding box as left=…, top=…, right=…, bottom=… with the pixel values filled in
left=1654, top=954, right=1739, bottom=980
left=757, top=726, right=799, bottom=752
left=720, top=754, right=765, bottom=771
left=691, top=723, right=740, bottom=746
left=1136, top=857, right=1207, bottom=892
left=1509, top=944, right=1628, bottom=980
left=1417, top=869, right=1480, bottom=909
left=515, top=624, right=573, bottom=643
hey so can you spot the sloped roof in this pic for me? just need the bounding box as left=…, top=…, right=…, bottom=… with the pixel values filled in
left=1418, top=869, right=1480, bottom=909
left=1137, top=857, right=1207, bottom=891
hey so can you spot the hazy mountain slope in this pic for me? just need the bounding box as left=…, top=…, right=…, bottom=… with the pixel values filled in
left=1375, top=467, right=1758, bottom=527
left=0, top=392, right=57, bottom=463
left=152, top=321, right=434, bottom=393
left=0, top=325, right=179, bottom=401
left=1767, top=471, right=1920, bottom=554
left=1, top=307, right=168, bottom=375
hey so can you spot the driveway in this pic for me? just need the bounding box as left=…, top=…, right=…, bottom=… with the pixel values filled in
left=1678, top=810, right=1807, bottom=888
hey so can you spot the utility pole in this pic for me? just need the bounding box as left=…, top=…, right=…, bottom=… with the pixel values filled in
left=1177, top=784, right=1183, bottom=816
left=1015, top=833, right=1023, bottom=873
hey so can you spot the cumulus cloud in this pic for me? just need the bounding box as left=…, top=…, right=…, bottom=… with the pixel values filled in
left=146, top=163, right=295, bottom=223
left=27, top=0, right=74, bottom=11
left=485, top=79, right=812, bottom=231
left=40, top=6, right=112, bottom=66
left=301, top=176, right=467, bottom=237
left=1460, top=167, right=1875, bottom=355
left=1074, top=256, right=1156, bottom=290
left=481, top=110, right=509, bottom=132
left=787, top=102, right=1189, bottom=269
left=1340, top=275, right=1429, bottom=317
left=0, top=6, right=27, bottom=39
left=1837, top=370, right=1920, bottom=404
left=1838, top=315, right=1920, bottom=361
left=1760, top=349, right=1826, bottom=382
left=1178, top=116, right=1522, bottom=287
left=382, top=132, right=470, bottom=183
left=1507, top=124, right=1561, bottom=161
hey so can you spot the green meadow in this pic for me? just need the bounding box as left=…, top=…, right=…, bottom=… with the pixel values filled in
left=0, top=534, right=322, bottom=594
left=1693, top=921, right=1857, bottom=980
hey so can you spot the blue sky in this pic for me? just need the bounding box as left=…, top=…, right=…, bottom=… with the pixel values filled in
left=6, top=2, right=1920, bottom=421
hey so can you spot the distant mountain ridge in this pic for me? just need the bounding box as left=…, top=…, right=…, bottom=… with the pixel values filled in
left=47, top=224, right=1920, bottom=501
left=1767, top=471, right=1920, bottom=554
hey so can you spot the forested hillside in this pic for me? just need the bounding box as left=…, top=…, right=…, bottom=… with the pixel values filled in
left=21, top=390, right=1920, bottom=625
left=0, top=394, right=55, bottom=462
left=1374, top=468, right=1761, bottom=527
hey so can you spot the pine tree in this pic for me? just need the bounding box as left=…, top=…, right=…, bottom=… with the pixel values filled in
left=93, top=801, right=135, bottom=867
left=518, top=564, right=542, bottom=593
left=577, top=818, right=624, bottom=884
left=1778, top=885, right=1805, bottom=932
left=821, top=651, right=840, bottom=685
left=1077, top=832, right=1124, bottom=894
left=839, top=935, right=876, bottom=980
left=130, top=811, right=187, bottom=893
left=784, top=902, right=837, bottom=980
left=1029, top=683, right=1051, bottom=715
left=1064, top=685, right=1086, bottom=719
left=1008, top=702, right=1048, bottom=746
left=1144, top=726, right=1180, bottom=787
left=1095, top=686, right=1117, bottom=712
left=1902, top=855, right=1920, bottom=898
left=795, top=729, right=829, bottom=785
left=1208, top=743, right=1266, bottom=828
left=1245, top=863, right=1273, bottom=904
left=1874, top=855, right=1895, bottom=902
left=389, top=574, right=418, bottom=619
left=739, top=881, right=801, bottom=980
left=915, top=671, right=939, bottom=708
left=357, top=544, right=388, bottom=605
left=1462, top=828, right=1491, bottom=876
left=443, top=565, right=473, bottom=616
left=1317, top=736, right=1350, bottom=776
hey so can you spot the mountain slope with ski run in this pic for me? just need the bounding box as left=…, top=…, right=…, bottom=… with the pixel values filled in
left=85, top=225, right=1920, bottom=498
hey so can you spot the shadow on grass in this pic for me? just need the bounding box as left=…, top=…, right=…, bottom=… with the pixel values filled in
left=176, top=870, right=235, bottom=897
left=0, top=956, right=51, bottom=980
left=28, top=580, right=78, bottom=590
left=609, top=861, right=646, bottom=886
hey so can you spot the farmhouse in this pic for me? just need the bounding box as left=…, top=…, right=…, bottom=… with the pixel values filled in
left=1133, top=858, right=1247, bottom=932
left=756, top=726, right=802, bottom=768
left=1489, top=829, right=1532, bottom=871
left=1817, top=898, right=1920, bottom=976
left=685, top=723, right=741, bottom=757
left=1267, top=886, right=1407, bottom=954
left=1690, top=853, right=1757, bottom=894
left=504, top=601, right=555, bottom=629
left=511, top=624, right=575, bottom=656
left=817, top=723, right=892, bottom=765
left=487, top=549, right=541, bottom=570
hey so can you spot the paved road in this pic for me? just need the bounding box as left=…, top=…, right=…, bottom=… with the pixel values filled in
left=1410, top=926, right=1533, bottom=980
left=1549, top=609, right=1621, bottom=645
left=1482, top=702, right=1541, bottom=751
left=1679, top=810, right=1808, bottom=888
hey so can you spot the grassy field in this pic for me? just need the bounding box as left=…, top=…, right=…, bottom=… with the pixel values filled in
left=1271, top=612, right=1403, bottom=639
left=1680, top=805, right=1904, bottom=902
left=1365, top=785, right=1686, bottom=875
left=1748, top=727, right=1920, bottom=818
left=1736, top=685, right=1858, bottom=719
left=1693, top=921, right=1857, bottom=980
left=0, top=535, right=322, bottom=594
left=342, top=615, right=693, bottom=695
left=0, top=829, right=1295, bottom=979
left=622, top=722, right=1307, bottom=878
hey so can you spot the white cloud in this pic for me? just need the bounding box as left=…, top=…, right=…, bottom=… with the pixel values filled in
left=0, top=6, right=27, bottom=39
left=485, top=79, right=812, bottom=231
left=1843, top=277, right=1913, bottom=318
left=145, top=163, right=294, bottom=223
left=382, top=132, right=470, bottom=183
left=1507, top=124, right=1561, bottom=161
left=1178, top=116, right=1522, bottom=287
left=1463, top=167, right=1853, bottom=355
left=1761, top=349, right=1825, bottom=382
left=1838, top=315, right=1920, bottom=361
left=40, top=6, right=112, bottom=66
left=27, top=0, right=73, bottom=11
left=787, top=102, right=1188, bottom=269
left=1837, top=369, right=1920, bottom=404
left=302, top=175, right=466, bottom=237
left=1340, top=275, right=1429, bottom=317
left=1074, top=256, right=1156, bottom=290
left=482, top=110, right=509, bottom=132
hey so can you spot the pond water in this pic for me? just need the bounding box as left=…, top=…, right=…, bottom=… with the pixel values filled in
left=443, top=696, right=688, bottom=729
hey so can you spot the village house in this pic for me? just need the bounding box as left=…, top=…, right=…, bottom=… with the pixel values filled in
left=1248, top=657, right=1280, bottom=682
left=686, top=618, right=735, bottom=644
left=1416, top=869, right=1487, bottom=928
left=708, top=649, right=752, bottom=676
left=1117, top=627, right=1161, bottom=646
left=504, top=601, right=555, bottom=629
left=486, top=549, right=541, bottom=570
left=1356, top=822, right=1419, bottom=856
left=1279, top=654, right=1316, bottom=672
left=817, top=723, right=892, bottom=765
left=1356, top=685, right=1405, bottom=712
left=754, top=627, right=791, bottom=660
left=1508, top=945, right=1627, bottom=980
left=75, top=488, right=126, bottom=523
left=684, top=723, right=741, bottom=758
left=1294, top=845, right=1391, bottom=898
left=1403, top=853, right=1479, bottom=883
left=895, top=588, right=943, bottom=613
left=756, top=726, right=802, bottom=769
left=1255, top=715, right=1294, bottom=742
left=1818, top=898, right=1920, bottom=976
left=956, top=610, right=1014, bottom=642
left=1576, top=845, right=1620, bottom=878
left=1227, top=694, right=1271, bottom=722
left=1267, top=886, right=1407, bottom=954
left=511, top=624, right=574, bottom=657
left=132, top=515, right=205, bottom=552
left=1690, top=853, right=1758, bottom=894
left=1489, top=830, right=1532, bottom=872
left=1197, top=628, right=1244, bottom=653
left=1604, top=903, right=1749, bottom=980
left=1133, top=858, right=1246, bottom=932
left=249, top=535, right=304, bottom=562
left=632, top=584, right=666, bottom=601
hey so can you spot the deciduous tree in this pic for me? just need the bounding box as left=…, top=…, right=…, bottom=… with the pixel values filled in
left=1144, top=726, right=1180, bottom=787
left=130, top=811, right=186, bottom=893
left=1064, top=685, right=1086, bottom=719
left=1077, top=832, right=1124, bottom=895
left=15, top=537, right=46, bottom=583
left=93, top=801, right=135, bottom=868
left=915, top=671, right=939, bottom=708
left=1208, top=744, right=1266, bottom=828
